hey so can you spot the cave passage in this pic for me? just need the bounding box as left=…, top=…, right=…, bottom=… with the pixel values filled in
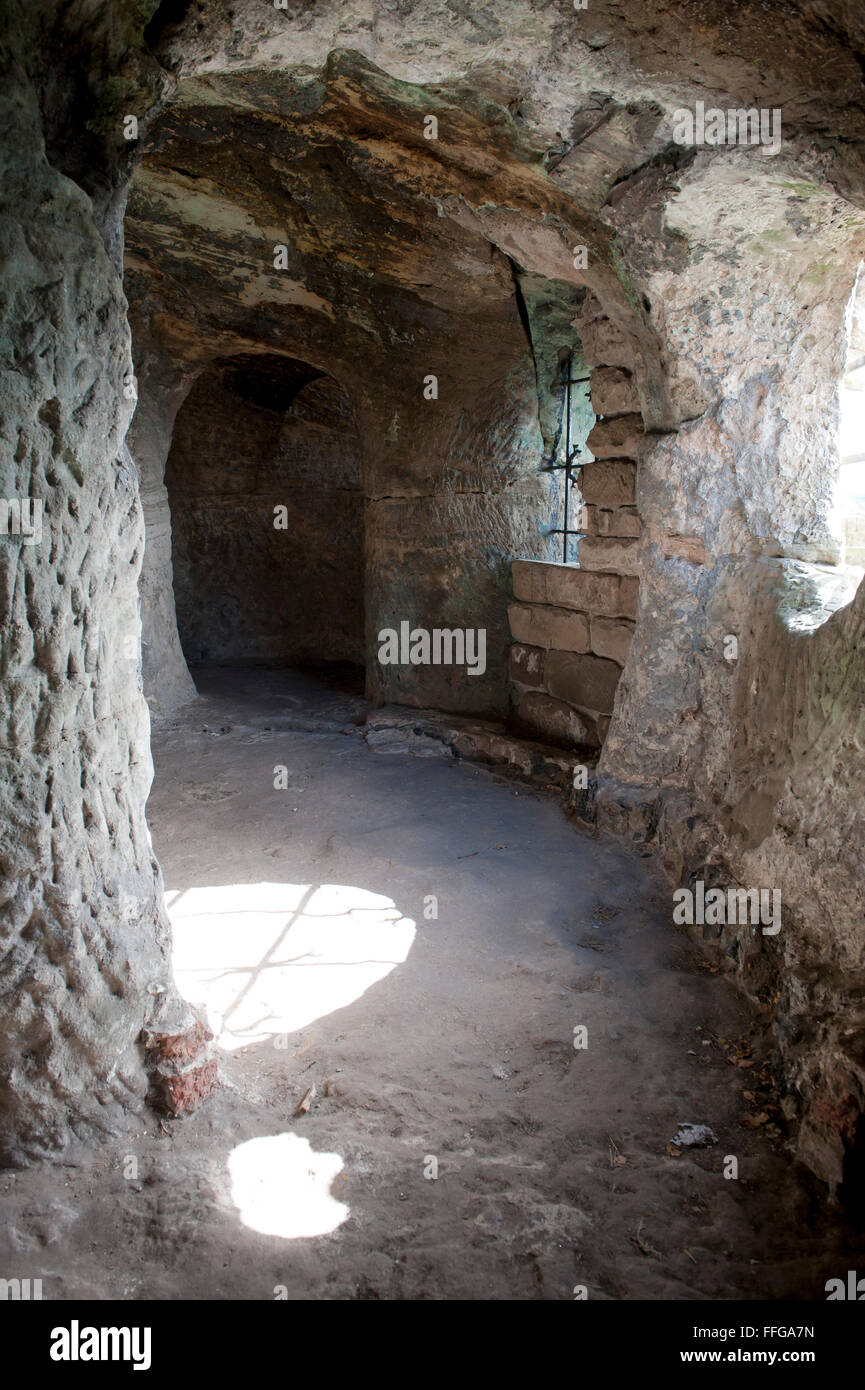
left=5, top=0, right=865, bottom=1315
left=165, top=354, right=365, bottom=682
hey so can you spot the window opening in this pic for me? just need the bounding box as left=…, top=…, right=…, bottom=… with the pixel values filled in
left=543, top=350, right=592, bottom=564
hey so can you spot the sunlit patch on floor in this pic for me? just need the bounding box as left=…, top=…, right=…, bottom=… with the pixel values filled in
left=228, top=1133, right=349, bottom=1238
left=164, top=881, right=416, bottom=1049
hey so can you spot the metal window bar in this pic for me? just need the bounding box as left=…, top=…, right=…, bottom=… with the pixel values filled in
left=541, top=351, right=592, bottom=564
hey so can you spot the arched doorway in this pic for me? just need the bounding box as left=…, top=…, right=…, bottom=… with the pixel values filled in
left=164, top=353, right=364, bottom=680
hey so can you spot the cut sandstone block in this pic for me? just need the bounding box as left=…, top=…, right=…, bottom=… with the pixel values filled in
left=545, top=649, right=623, bottom=716
left=508, top=601, right=589, bottom=653
left=577, top=536, right=640, bottom=576
left=512, top=560, right=638, bottom=618
left=577, top=460, right=637, bottom=507
left=575, top=307, right=635, bottom=370
left=508, top=641, right=546, bottom=687
left=590, top=366, right=640, bottom=417
left=585, top=505, right=641, bottom=539
left=590, top=616, right=635, bottom=666
left=586, top=413, right=645, bottom=459
left=515, top=692, right=590, bottom=748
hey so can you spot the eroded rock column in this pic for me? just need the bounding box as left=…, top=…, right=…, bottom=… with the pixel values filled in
left=0, top=21, right=206, bottom=1165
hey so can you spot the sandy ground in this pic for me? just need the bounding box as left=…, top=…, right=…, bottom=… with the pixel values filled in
left=1, top=666, right=863, bottom=1301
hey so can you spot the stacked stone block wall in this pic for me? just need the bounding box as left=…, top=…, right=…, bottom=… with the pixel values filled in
left=508, top=336, right=645, bottom=751
left=508, top=558, right=637, bottom=748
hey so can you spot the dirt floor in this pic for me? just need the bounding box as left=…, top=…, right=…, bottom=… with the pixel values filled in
left=2, top=666, right=863, bottom=1300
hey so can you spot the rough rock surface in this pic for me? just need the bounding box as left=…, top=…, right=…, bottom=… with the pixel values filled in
left=166, top=358, right=365, bottom=668
left=2, top=0, right=865, bottom=1195
left=0, top=0, right=201, bottom=1166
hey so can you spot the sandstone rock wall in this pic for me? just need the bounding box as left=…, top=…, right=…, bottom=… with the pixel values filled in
left=592, top=154, right=865, bottom=1190
left=126, top=347, right=198, bottom=715
left=166, top=360, right=365, bottom=669
left=4, top=0, right=865, bottom=1191
left=0, top=1, right=202, bottom=1166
